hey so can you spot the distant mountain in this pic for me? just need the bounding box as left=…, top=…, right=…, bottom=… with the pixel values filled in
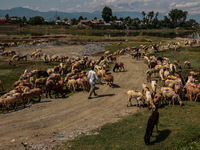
left=0, top=7, right=199, bottom=23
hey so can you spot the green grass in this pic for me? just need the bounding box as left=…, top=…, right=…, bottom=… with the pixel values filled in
left=53, top=101, right=200, bottom=150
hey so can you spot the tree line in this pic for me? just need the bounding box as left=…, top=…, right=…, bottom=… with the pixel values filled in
left=4, top=6, right=199, bottom=30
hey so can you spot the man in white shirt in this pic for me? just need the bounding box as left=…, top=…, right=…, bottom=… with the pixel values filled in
left=87, top=66, right=102, bottom=99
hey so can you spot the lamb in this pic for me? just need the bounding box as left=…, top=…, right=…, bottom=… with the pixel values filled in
left=144, top=110, right=159, bottom=145
left=127, top=90, right=145, bottom=107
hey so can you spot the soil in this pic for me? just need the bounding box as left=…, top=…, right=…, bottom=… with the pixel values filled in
left=0, top=44, right=148, bottom=150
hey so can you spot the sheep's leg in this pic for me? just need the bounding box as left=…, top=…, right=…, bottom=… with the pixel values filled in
left=38, top=94, right=41, bottom=102
left=127, top=97, right=131, bottom=107
left=195, top=93, right=200, bottom=102
left=190, top=94, right=192, bottom=101
left=156, top=123, right=159, bottom=133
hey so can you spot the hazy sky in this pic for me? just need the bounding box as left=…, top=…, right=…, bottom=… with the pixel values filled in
left=1, top=0, right=200, bottom=14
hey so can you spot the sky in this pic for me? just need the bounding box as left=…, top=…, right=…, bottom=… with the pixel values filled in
left=1, top=0, right=200, bottom=14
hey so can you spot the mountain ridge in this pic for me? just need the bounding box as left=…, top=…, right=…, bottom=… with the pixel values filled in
left=0, top=7, right=199, bottom=23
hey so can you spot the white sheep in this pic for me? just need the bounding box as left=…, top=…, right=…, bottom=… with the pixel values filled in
left=127, top=90, right=145, bottom=107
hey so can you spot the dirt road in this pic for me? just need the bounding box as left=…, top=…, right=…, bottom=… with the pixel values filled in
left=0, top=54, right=148, bottom=150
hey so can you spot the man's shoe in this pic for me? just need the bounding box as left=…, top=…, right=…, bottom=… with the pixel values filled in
left=88, top=97, right=92, bottom=99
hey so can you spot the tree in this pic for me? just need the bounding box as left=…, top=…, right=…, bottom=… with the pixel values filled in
left=71, top=18, right=78, bottom=25
left=63, top=18, right=68, bottom=21
left=78, top=16, right=83, bottom=22
left=5, top=14, right=9, bottom=22
left=28, top=16, right=45, bottom=25
left=168, top=9, right=188, bottom=27
left=22, top=16, right=27, bottom=24
left=57, top=16, right=61, bottom=20
left=141, top=11, right=146, bottom=24
left=102, top=6, right=113, bottom=23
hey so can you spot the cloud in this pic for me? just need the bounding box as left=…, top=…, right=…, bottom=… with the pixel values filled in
left=175, top=2, right=200, bottom=8
left=51, top=8, right=58, bottom=11
left=23, top=6, right=30, bottom=9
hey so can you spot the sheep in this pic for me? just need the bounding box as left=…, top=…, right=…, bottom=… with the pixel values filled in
left=174, top=59, right=182, bottom=68
left=161, top=87, right=183, bottom=106
left=4, top=93, right=24, bottom=113
left=76, top=76, right=89, bottom=92
left=151, top=80, right=157, bottom=96
left=45, top=79, right=55, bottom=98
left=153, top=92, right=163, bottom=105
left=47, top=68, right=54, bottom=75
left=127, top=90, right=145, bottom=107
left=67, top=78, right=77, bottom=92
left=142, top=83, right=150, bottom=95
left=104, top=73, right=114, bottom=87
left=35, top=70, right=49, bottom=78
left=113, top=62, right=125, bottom=72
left=144, top=110, right=159, bottom=145
left=22, top=88, right=42, bottom=105
left=186, top=86, right=200, bottom=102
left=47, top=73, right=61, bottom=81
left=184, top=61, right=191, bottom=68
left=52, top=79, right=65, bottom=98
left=35, top=78, right=47, bottom=92
left=146, top=91, right=156, bottom=111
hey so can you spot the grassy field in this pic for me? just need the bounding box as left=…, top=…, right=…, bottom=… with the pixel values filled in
left=53, top=101, right=200, bottom=150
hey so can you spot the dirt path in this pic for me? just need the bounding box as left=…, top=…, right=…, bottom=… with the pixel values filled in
left=0, top=54, right=148, bottom=150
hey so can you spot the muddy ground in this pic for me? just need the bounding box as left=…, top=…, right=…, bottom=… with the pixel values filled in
left=0, top=42, right=149, bottom=150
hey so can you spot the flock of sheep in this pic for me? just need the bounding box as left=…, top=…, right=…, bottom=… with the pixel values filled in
left=0, top=38, right=200, bottom=115
left=0, top=40, right=120, bottom=113
left=126, top=40, right=200, bottom=111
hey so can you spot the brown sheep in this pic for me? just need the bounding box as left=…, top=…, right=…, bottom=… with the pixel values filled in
left=22, top=88, right=42, bottom=105
left=113, top=62, right=125, bottom=72
left=67, top=78, right=77, bottom=92
left=35, top=78, right=47, bottom=91
left=186, top=87, right=200, bottom=102
left=4, top=93, right=24, bottom=113
left=104, top=73, right=114, bottom=87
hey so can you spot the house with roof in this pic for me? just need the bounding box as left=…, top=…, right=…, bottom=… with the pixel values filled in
left=0, top=18, right=6, bottom=24
left=80, top=20, right=92, bottom=25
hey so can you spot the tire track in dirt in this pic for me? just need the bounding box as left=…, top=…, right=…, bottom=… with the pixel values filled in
left=0, top=54, right=148, bottom=150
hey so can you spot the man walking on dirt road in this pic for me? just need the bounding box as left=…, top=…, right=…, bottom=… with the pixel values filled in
left=87, top=66, right=102, bottom=99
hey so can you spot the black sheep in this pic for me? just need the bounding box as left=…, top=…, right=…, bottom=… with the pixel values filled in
left=144, top=110, right=159, bottom=145
left=36, top=70, right=49, bottom=78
